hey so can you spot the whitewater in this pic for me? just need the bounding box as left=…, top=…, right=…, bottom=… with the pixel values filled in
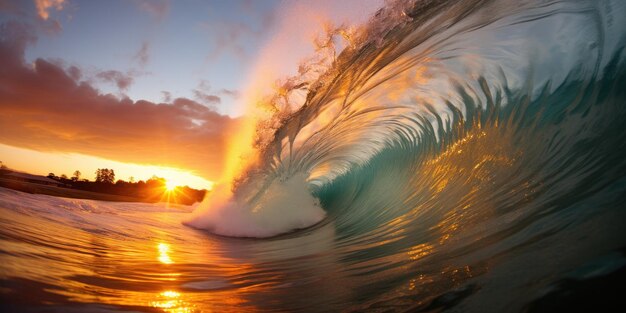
left=2, top=0, right=626, bottom=312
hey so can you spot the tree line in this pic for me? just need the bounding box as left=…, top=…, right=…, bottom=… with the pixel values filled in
left=46, top=168, right=206, bottom=205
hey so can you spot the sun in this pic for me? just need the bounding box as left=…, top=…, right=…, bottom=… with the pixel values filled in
left=165, top=180, right=178, bottom=191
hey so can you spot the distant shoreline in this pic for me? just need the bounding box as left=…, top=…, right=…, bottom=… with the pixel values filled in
left=0, top=179, right=176, bottom=204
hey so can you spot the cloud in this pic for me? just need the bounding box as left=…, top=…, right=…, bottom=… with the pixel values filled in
left=203, top=21, right=249, bottom=61
left=135, top=0, right=169, bottom=21
left=0, top=22, right=237, bottom=180
left=219, top=88, right=240, bottom=98
left=1, top=1, right=67, bottom=35
left=0, top=0, right=20, bottom=14
left=96, top=70, right=134, bottom=91
left=161, top=91, right=172, bottom=102
left=34, top=0, right=65, bottom=20
left=133, top=41, right=150, bottom=67
left=193, top=90, right=221, bottom=105
left=0, top=21, right=37, bottom=53
left=201, top=9, right=276, bottom=62
left=67, top=65, right=81, bottom=80
left=192, top=80, right=222, bottom=106
left=41, top=18, right=62, bottom=35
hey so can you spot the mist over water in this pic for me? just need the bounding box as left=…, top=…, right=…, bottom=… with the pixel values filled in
left=2, top=0, right=626, bottom=312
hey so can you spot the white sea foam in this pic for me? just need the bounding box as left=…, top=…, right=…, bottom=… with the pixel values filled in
left=184, top=174, right=326, bottom=238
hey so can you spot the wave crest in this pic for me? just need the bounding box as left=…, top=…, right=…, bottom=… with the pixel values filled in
left=187, top=0, right=626, bottom=238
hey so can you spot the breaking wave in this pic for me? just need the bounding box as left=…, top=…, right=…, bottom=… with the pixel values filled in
left=186, top=0, right=626, bottom=240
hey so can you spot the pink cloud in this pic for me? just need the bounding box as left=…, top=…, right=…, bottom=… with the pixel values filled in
left=0, top=22, right=237, bottom=180
left=34, top=0, right=65, bottom=20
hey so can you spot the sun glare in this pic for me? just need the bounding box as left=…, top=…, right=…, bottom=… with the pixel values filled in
left=165, top=180, right=178, bottom=191
left=158, top=243, right=173, bottom=264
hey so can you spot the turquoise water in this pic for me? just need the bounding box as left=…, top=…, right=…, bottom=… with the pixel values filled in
left=2, top=0, right=626, bottom=311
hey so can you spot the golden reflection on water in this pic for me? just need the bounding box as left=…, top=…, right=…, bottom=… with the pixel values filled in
left=407, top=243, right=434, bottom=261
left=158, top=242, right=173, bottom=264
left=400, top=125, right=519, bottom=293
left=0, top=194, right=272, bottom=313
left=151, top=290, right=195, bottom=313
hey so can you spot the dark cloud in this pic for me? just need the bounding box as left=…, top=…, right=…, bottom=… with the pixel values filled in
left=161, top=91, right=172, bottom=102
left=67, top=65, right=81, bottom=81
left=96, top=70, right=133, bottom=91
left=0, top=0, right=19, bottom=13
left=193, top=90, right=222, bottom=105
left=191, top=80, right=222, bottom=106
left=0, top=20, right=37, bottom=54
left=219, top=88, right=240, bottom=98
left=134, top=41, right=150, bottom=67
left=0, top=22, right=236, bottom=180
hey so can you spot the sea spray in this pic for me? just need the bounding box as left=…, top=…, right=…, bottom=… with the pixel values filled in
left=184, top=174, right=325, bottom=237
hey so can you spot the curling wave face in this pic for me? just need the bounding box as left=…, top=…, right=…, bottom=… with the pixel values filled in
left=185, top=0, right=626, bottom=239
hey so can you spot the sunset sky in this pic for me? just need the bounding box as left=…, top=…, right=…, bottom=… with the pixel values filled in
left=0, top=0, right=382, bottom=189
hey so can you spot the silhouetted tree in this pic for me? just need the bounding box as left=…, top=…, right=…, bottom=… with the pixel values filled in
left=129, top=176, right=135, bottom=183
left=36, top=167, right=207, bottom=205
left=0, top=161, right=6, bottom=170
left=109, top=169, right=116, bottom=183
left=95, top=168, right=115, bottom=184
left=146, top=176, right=166, bottom=189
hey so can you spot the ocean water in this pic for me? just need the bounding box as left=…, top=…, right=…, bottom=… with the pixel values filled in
left=2, top=0, right=626, bottom=312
